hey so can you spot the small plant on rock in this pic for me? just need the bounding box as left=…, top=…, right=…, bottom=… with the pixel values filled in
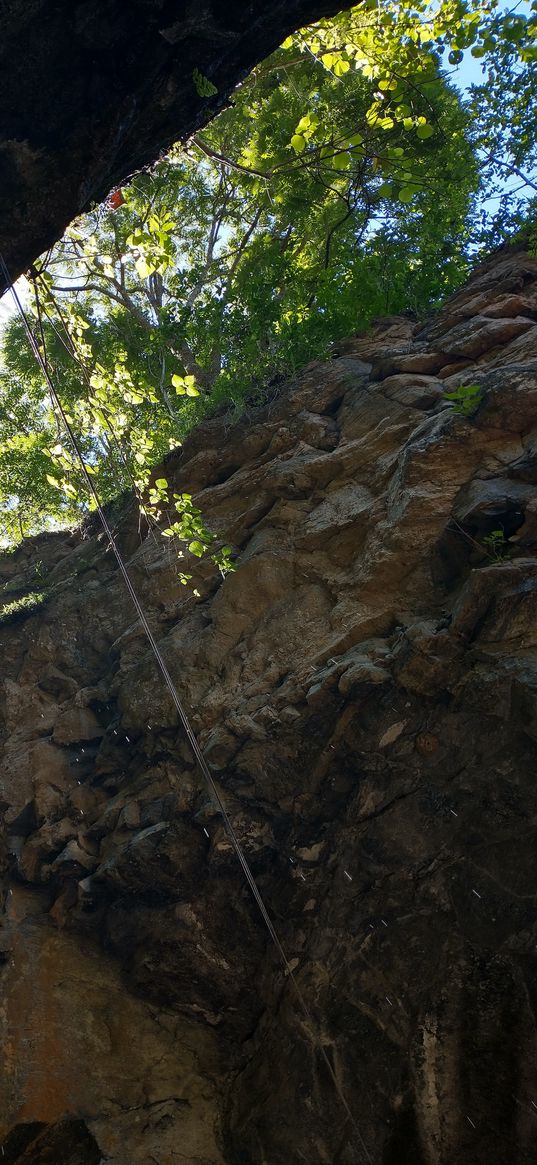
left=482, top=528, right=509, bottom=562
left=150, top=479, right=235, bottom=585
left=0, top=590, right=48, bottom=626
left=445, top=382, right=483, bottom=418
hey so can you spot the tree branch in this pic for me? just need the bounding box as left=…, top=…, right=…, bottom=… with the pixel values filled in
left=191, top=136, right=269, bottom=181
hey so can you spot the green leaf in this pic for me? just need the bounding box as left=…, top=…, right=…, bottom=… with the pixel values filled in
left=135, top=256, right=153, bottom=280
left=291, top=134, right=306, bottom=153
left=172, top=373, right=199, bottom=395
left=192, top=68, right=218, bottom=98
left=416, top=123, right=435, bottom=139
left=332, top=151, right=350, bottom=169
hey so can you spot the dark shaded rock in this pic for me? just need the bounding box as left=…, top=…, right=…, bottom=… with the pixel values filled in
left=0, top=1120, right=100, bottom=1165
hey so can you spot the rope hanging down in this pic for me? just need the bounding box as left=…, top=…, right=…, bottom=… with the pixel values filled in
left=31, top=277, right=160, bottom=528
left=0, top=254, right=372, bottom=1164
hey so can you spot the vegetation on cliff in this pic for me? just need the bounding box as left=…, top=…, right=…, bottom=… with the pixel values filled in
left=0, top=0, right=535, bottom=546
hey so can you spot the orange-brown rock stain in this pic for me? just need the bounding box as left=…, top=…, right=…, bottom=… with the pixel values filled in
left=0, top=884, right=86, bottom=1133
left=0, top=885, right=225, bottom=1163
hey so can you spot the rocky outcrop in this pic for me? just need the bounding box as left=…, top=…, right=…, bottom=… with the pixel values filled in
left=0, top=0, right=344, bottom=289
left=2, top=242, right=537, bottom=1163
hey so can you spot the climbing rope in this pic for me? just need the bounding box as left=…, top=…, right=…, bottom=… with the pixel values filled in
left=0, top=253, right=373, bottom=1164
left=30, top=275, right=161, bottom=536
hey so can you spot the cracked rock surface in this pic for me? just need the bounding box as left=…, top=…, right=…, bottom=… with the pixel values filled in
left=2, top=242, right=537, bottom=1162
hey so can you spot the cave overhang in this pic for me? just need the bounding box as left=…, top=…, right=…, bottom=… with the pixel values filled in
left=0, top=0, right=348, bottom=290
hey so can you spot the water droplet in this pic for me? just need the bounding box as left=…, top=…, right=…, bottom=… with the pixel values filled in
left=343, top=870, right=352, bottom=882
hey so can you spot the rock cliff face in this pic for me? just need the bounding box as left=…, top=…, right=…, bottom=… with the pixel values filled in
left=2, top=243, right=537, bottom=1164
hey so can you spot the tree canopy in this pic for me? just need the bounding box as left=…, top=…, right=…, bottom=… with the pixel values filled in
left=0, top=0, right=536, bottom=565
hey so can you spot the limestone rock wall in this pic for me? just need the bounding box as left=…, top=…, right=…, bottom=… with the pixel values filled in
left=1, top=243, right=537, bottom=1163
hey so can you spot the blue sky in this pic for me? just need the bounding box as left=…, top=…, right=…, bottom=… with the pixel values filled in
left=451, top=1, right=535, bottom=219
left=452, top=45, right=486, bottom=93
